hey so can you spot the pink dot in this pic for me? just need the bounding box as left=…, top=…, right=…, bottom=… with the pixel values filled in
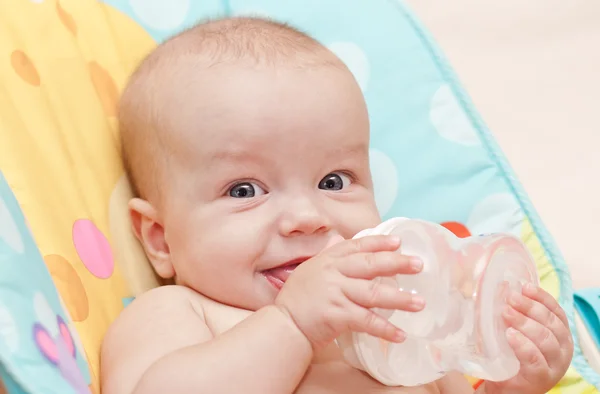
left=72, top=219, right=114, bottom=279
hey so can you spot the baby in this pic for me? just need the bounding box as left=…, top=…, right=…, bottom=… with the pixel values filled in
left=101, top=17, right=574, bottom=394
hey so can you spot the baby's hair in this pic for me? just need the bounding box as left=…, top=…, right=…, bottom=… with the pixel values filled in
left=119, top=16, right=342, bottom=201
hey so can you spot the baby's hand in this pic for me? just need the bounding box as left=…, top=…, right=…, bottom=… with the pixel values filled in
left=485, top=284, right=574, bottom=394
left=275, top=235, right=424, bottom=350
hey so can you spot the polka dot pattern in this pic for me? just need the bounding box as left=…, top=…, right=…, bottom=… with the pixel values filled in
left=33, top=292, right=58, bottom=336
left=369, top=149, right=399, bottom=217
left=88, top=62, right=118, bottom=117
left=0, top=301, right=19, bottom=353
left=441, top=222, right=471, bottom=238
left=430, top=84, right=480, bottom=146
left=129, top=0, right=190, bottom=31
left=72, top=219, right=114, bottom=279
left=0, top=195, right=24, bottom=254
left=57, top=1, right=77, bottom=36
left=0, top=0, right=582, bottom=392
left=57, top=295, right=87, bottom=359
left=327, top=42, right=370, bottom=92
left=45, top=255, right=89, bottom=322
left=467, top=193, right=524, bottom=236
left=11, top=50, right=40, bottom=86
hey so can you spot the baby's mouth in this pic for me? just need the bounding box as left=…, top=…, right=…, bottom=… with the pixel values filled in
left=263, top=257, right=309, bottom=290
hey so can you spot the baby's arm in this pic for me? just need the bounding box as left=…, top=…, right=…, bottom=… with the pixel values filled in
left=100, top=285, right=312, bottom=394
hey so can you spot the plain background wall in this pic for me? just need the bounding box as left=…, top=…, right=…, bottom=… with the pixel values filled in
left=406, top=0, right=600, bottom=289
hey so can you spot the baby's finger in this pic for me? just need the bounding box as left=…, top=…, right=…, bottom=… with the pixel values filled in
left=522, top=284, right=570, bottom=332
left=339, top=251, right=423, bottom=279
left=506, top=327, right=549, bottom=377
left=503, top=305, right=561, bottom=363
left=327, top=235, right=401, bottom=258
left=343, top=278, right=425, bottom=311
left=346, top=304, right=406, bottom=343
left=508, top=291, right=572, bottom=347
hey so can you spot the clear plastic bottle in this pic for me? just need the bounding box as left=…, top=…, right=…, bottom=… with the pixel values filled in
left=336, top=217, right=539, bottom=387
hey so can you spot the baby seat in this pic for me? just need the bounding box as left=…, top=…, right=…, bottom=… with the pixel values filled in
left=0, top=0, right=598, bottom=393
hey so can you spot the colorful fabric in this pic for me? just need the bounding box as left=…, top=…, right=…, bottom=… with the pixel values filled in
left=0, top=0, right=597, bottom=393
left=0, top=173, right=91, bottom=393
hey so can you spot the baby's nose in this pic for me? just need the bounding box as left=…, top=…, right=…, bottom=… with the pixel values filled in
left=278, top=197, right=331, bottom=237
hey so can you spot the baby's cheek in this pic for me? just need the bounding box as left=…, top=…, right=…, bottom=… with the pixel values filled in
left=199, top=218, right=266, bottom=267
left=337, top=202, right=381, bottom=238
left=186, top=221, right=270, bottom=307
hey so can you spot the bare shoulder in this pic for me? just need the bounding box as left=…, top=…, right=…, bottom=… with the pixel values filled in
left=101, top=285, right=213, bottom=394
left=435, top=372, right=475, bottom=394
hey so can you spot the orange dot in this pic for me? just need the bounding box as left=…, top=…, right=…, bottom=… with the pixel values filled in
left=89, top=62, right=118, bottom=117
left=441, top=221, right=471, bottom=238
left=44, top=254, right=89, bottom=322
left=11, top=50, right=40, bottom=86
left=57, top=1, right=77, bottom=36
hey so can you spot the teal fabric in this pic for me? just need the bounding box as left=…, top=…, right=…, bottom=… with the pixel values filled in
left=0, top=367, right=27, bottom=394
left=575, top=289, right=600, bottom=350
left=1, top=0, right=599, bottom=392
left=0, top=172, right=91, bottom=394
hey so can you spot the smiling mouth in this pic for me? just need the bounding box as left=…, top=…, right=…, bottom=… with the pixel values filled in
left=262, top=257, right=310, bottom=290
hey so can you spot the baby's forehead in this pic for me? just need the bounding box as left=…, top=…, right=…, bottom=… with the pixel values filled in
left=146, top=51, right=348, bottom=138
left=161, top=60, right=355, bottom=126
left=119, top=17, right=356, bottom=199
left=169, top=103, right=369, bottom=170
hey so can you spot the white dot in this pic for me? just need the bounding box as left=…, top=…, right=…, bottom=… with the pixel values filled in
left=34, top=292, right=59, bottom=337
left=0, top=196, right=24, bottom=254
left=0, top=302, right=19, bottom=353
left=467, top=193, right=524, bottom=236
left=430, top=84, right=480, bottom=146
left=328, top=42, right=370, bottom=92
left=129, top=0, right=189, bottom=31
left=370, top=149, right=399, bottom=217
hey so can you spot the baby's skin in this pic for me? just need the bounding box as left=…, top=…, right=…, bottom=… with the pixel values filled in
left=101, top=17, right=574, bottom=394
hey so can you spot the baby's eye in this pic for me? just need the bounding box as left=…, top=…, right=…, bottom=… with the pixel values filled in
left=318, top=173, right=351, bottom=191
left=228, top=182, right=266, bottom=198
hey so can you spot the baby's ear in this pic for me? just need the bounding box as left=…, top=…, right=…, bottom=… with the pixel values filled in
left=128, top=198, right=175, bottom=279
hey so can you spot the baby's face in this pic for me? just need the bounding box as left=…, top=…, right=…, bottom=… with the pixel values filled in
left=158, top=64, right=380, bottom=310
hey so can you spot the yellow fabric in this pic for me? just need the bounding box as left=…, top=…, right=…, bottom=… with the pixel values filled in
left=521, top=219, right=598, bottom=393
left=0, top=1, right=159, bottom=391
left=0, top=1, right=596, bottom=393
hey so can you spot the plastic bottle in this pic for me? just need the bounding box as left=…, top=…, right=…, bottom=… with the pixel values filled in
left=336, top=217, right=539, bottom=386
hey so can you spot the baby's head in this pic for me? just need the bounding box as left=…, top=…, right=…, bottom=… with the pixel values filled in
left=119, top=17, right=381, bottom=310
